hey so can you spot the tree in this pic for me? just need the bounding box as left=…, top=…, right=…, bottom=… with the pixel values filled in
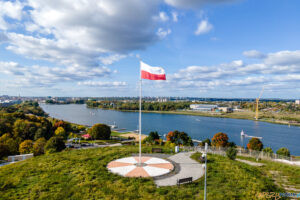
left=55, top=127, right=67, bottom=139
left=44, top=136, right=66, bottom=154
left=88, top=124, right=111, bottom=140
left=263, top=147, right=273, bottom=155
left=276, top=147, right=290, bottom=157
left=226, top=147, right=237, bottom=160
left=166, top=130, right=193, bottom=146
left=148, top=131, right=160, bottom=141
left=0, top=133, right=21, bottom=155
left=212, top=132, right=229, bottom=147
left=247, top=138, right=263, bottom=151
left=33, top=138, right=46, bottom=156
left=0, top=143, right=9, bottom=158
left=199, top=138, right=211, bottom=146
left=19, top=140, right=34, bottom=154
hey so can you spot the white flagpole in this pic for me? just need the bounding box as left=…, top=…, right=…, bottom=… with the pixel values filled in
left=139, top=61, right=142, bottom=165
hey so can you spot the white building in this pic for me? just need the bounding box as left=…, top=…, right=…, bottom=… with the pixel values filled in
left=296, top=100, right=300, bottom=105
left=190, top=104, right=217, bottom=111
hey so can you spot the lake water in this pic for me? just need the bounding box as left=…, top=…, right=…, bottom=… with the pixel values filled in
left=40, top=104, right=300, bottom=155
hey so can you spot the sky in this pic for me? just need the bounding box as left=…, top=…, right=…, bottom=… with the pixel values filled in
left=0, top=0, right=300, bottom=98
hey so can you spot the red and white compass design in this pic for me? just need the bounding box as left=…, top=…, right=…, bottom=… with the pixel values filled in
left=107, top=156, right=174, bottom=177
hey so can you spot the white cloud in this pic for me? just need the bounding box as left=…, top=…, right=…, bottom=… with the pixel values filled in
left=155, top=50, right=300, bottom=94
left=195, top=20, right=213, bottom=35
left=172, top=12, right=178, bottom=22
left=99, top=54, right=126, bottom=65
left=157, top=28, right=172, bottom=39
left=0, top=61, right=113, bottom=88
left=78, top=81, right=127, bottom=88
left=165, top=0, right=235, bottom=9
left=264, top=50, right=300, bottom=66
left=0, top=0, right=24, bottom=30
left=243, top=50, right=266, bottom=59
left=155, top=12, right=169, bottom=22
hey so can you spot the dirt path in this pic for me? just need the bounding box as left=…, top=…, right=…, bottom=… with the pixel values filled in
left=236, top=158, right=265, bottom=166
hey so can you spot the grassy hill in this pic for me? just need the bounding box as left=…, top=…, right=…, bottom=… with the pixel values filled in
left=0, top=146, right=298, bottom=199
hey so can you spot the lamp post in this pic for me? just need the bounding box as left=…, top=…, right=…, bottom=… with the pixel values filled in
left=204, top=142, right=207, bottom=200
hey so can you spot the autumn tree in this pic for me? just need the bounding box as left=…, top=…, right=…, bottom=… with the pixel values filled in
left=247, top=138, right=263, bottom=151
left=212, top=132, right=229, bottom=147
left=55, top=127, right=67, bottom=139
left=88, top=124, right=111, bottom=140
left=19, top=140, right=34, bottom=154
left=166, top=130, right=193, bottom=146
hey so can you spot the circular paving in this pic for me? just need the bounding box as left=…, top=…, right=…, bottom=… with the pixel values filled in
left=107, top=156, right=174, bottom=177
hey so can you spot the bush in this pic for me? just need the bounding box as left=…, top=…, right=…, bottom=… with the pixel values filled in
left=226, top=147, right=237, bottom=160
left=247, top=138, right=263, bottom=151
left=212, top=132, right=229, bottom=147
left=276, top=147, right=290, bottom=157
left=19, top=140, right=34, bottom=154
left=33, top=138, right=46, bottom=156
left=0, top=143, right=9, bottom=158
left=263, top=147, right=273, bottom=154
left=0, top=133, right=21, bottom=155
left=88, top=124, right=111, bottom=140
left=44, top=137, right=66, bottom=154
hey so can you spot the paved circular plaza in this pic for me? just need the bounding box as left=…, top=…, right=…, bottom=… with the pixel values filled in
left=107, top=156, right=174, bottom=177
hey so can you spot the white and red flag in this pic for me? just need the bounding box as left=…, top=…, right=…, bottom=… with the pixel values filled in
left=140, top=61, right=166, bottom=80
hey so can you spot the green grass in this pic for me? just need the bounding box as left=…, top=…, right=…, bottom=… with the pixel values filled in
left=236, top=155, right=300, bottom=191
left=0, top=146, right=296, bottom=200
left=191, top=153, right=286, bottom=199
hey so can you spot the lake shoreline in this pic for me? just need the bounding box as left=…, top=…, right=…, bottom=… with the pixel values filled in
left=86, top=106, right=300, bottom=127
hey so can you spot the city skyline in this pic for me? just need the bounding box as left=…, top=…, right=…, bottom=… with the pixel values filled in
left=1, top=0, right=300, bottom=98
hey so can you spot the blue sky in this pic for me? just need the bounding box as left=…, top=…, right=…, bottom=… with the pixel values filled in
left=1, top=0, right=300, bottom=98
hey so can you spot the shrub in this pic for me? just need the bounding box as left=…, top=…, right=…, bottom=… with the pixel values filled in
left=44, top=137, right=66, bottom=154
left=212, top=132, right=229, bottom=147
left=247, top=138, right=263, bottom=151
left=0, top=143, right=9, bottom=158
left=263, top=147, right=273, bottom=154
left=88, top=124, right=111, bottom=140
left=276, top=147, right=290, bottom=157
left=33, top=138, right=46, bottom=156
left=226, top=147, right=237, bottom=160
left=19, top=140, right=34, bottom=154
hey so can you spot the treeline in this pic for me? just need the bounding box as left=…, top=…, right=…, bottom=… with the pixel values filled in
left=0, top=101, right=47, bottom=117
left=0, top=102, right=85, bottom=158
left=86, top=100, right=191, bottom=111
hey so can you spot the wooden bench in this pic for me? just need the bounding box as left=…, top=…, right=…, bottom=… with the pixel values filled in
left=152, top=148, right=162, bottom=153
left=177, top=177, right=193, bottom=186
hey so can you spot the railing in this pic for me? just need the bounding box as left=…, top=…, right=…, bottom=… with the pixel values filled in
left=180, top=146, right=299, bottom=162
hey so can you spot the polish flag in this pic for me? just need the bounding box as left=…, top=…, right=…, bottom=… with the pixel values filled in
left=140, top=61, right=166, bottom=80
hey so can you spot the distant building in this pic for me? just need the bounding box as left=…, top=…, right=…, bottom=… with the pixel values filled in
left=217, top=107, right=233, bottom=113
left=296, top=100, right=300, bottom=105
left=190, top=104, right=217, bottom=111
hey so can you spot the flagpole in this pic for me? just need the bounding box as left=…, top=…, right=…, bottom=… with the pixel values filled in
left=139, top=61, right=142, bottom=165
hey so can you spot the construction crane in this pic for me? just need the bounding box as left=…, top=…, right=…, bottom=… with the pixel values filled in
left=255, top=86, right=264, bottom=120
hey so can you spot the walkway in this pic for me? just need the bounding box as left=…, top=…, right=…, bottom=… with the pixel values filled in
left=155, top=152, right=204, bottom=187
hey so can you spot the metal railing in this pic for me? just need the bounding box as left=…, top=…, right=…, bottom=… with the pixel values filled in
left=180, top=146, right=299, bottom=162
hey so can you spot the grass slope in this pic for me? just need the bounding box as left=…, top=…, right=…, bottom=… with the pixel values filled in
left=0, top=147, right=292, bottom=200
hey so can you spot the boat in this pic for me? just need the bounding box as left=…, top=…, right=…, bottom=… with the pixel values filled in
left=110, top=122, right=118, bottom=129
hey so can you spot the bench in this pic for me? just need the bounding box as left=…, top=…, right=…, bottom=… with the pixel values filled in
left=177, top=177, right=193, bottom=186
left=152, top=148, right=162, bottom=153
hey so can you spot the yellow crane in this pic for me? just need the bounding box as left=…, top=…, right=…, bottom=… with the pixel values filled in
left=255, top=87, right=264, bottom=120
